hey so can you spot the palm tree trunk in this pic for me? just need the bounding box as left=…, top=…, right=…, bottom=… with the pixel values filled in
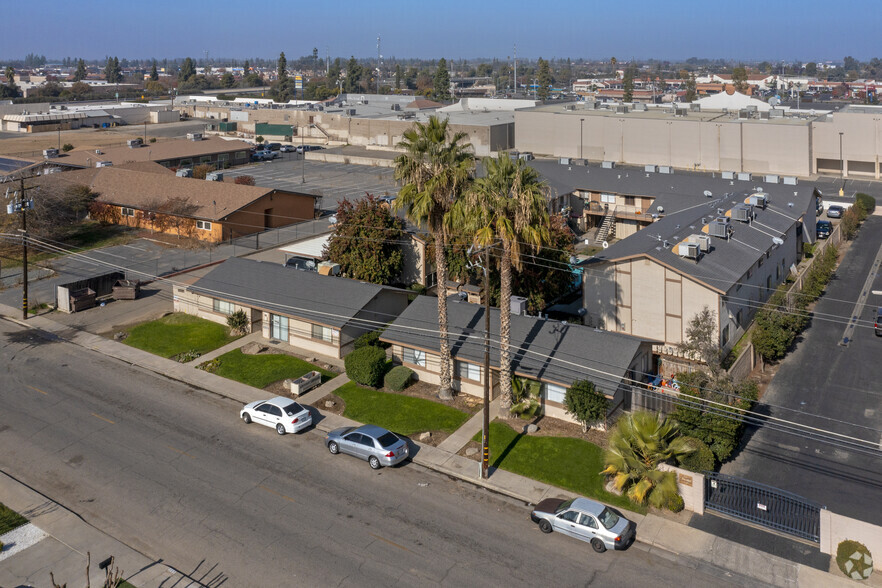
left=434, top=231, right=453, bottom=400
left=498, top=239, right=513, bottom=416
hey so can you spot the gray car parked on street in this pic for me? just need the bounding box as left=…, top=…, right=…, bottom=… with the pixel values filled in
left=531, top=497, right=636, bottom=553
left=325, top=424, right=409, bottom=469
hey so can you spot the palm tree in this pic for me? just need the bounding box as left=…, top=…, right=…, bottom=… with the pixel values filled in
left=462, top=154, right=549, bottom=415
left=393, top=116, right=474, bottom=400
left=601, top=411, right=696, bottom=508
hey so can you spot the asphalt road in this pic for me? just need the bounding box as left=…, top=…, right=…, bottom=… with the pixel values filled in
left=0, top=319, right=741, bottom=587
left=721, top=215, right=882, bottom=524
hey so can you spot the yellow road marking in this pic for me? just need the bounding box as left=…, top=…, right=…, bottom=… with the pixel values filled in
left=90, top=413, right=115, bottom=425
left=258, top=485, right=297, bottom=504
left=27, top=385, right=48, bottom=395
left=166, top=445, right=195, bottom=459
left=369, top=532, right=412, bottom=553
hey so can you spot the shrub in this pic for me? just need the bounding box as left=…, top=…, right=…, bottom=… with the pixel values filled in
left=198, top=358, right=221, bottom=373
left=841, top=207, right=860, bottom=240
left=665, top=494, right=685, bottom=513
left=255, top=135, right=265, bottom=143
left=511, top=377, right=542, bottom=419
left=354, top=329, right=389, bottom=350
left=855, top=192, right=875, bottom=216
left=836, top=539, right=873, bottom=580
left=384, top=366, right=414, bottom=391
left=233, top=175, right=256, bottom=186
left=677, top=436, right=716, bottom=473
left=344, top=346, right=388, bottom=387
left=149, top=137, right=156, bottom=143
left=175, top=349, right=201, bottom=363
left=226, top=309, right=249, bottom=335
left=565, top=380, right=608, bottom=431
left=61, top=143, right=74, bottom=152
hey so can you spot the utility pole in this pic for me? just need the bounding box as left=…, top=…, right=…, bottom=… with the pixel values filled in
left=377, top=34, right=381, bottom=94
left=481, top=245, right=491, bottom=479
left=513, top=44, right=517, bottom=97
left=5, top=177, right=34, bottom=319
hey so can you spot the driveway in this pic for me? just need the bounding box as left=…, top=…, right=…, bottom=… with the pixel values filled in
left=721, top=215, right=882, bottom=524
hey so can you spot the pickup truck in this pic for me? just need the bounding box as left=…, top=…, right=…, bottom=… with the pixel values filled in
left=252, top=150, right=278, bottom=161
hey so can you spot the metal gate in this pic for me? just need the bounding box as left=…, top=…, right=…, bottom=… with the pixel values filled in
left=703, top=472, right=823, bottom=543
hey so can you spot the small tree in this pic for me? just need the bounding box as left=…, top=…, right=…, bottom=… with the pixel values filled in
left=511, top=376, right=542, bottom=419
left=192, top=164, right=213, bottom=180
left=255, top=135, right=264, bottom=144
left=678, top=306, right=722, bottom=377
left=227, top=309, right=249, bottom=335
left=344, top=346, right=388, bottom=387
left=564, top=379, right=608, bottom=431
left=433, top=58, right=451, bottom=101
left=234, top=175, right=256, bottom=185
left=61, top=143, right=74, bottom=152
left=622, top=64, right=635, bottom=102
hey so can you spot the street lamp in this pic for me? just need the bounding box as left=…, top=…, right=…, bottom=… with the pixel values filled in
left=839, top=131, right=845, bottom=195
left=579, top=118, right=584, bottom=160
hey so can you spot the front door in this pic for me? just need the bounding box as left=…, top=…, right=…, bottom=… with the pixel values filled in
left=264, top=208, right=273, bottom=229
left=270, top=314, right=288, bottom=341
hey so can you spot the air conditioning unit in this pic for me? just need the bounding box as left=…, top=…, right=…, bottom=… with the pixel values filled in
left=518, top=152, right=534, bottom=161
left=560, top=157, right=572, bottom=165
left=43, top=148, right=59, bottom=158
left=391, top=103, right=400, bottom=111
left=747, top=193, right=768, bottom=209
left=574, top=158, right=588, bottom=166
left=764, top=174, right=779, bottom=184
left=346, top=109, right=356, bottom=116
left=186, top=132, right=202, bottom=141
left=602, top=161, right=615, bottom=169
left=782, top=176, right=798, bottom=185
left=95, top=161, right=113, bottom=168
left=206, top=171, right=223, bottom=182
left=730, top=203, right=753, bottom=222
left=644, top=164, right=657, bottom=173
left=615, top=105, right=629, bottom=113
left=707, top=217, right=731, bottom=238
left=176, top=168, right=193, bottom=178
left=722, top=171, right=735, bottom=180
left=692, top=234, right=712, bottom=252
left=677, top=242, right=700, bottom=259
left=127, top=138, right=143, bottom=148
left=737, top=172, right=752, bottom=181
left=658, top=165, right=673, bottom=174
left=510, top=296, right=527, bottom=314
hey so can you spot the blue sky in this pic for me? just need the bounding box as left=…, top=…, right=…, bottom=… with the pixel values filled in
left=5, top=0, right=880, bottom=62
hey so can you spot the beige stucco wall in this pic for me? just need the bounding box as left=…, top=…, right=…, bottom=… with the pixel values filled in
left=658, top=463, right=705, bottom=515
left=812, top=112, right=882, bottom=178
left=820, top=510, right=882, bottom=571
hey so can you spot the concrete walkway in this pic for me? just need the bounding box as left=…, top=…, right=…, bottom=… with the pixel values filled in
left=0, top=303, right=861, bottom=588
left=184, top=330, right=264, bottom=365
left=436, top=396, right=501, bottom=453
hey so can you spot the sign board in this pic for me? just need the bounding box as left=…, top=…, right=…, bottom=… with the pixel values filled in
left=678, top=473, right=693, bottom=487
left=295, top=75, right=303, bottom=90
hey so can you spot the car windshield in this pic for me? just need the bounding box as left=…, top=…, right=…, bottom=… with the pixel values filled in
left=556, top=499, right=575, bottom=514
left=281, top=402, right=303, bottom=416
left=597, top=508, right=621, bottom=530
left=376, top=432, right=400, bottom=448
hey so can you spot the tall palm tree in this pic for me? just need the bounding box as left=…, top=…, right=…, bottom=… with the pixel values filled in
left=461, top=154, right=549, bottom=415
left=393, top=116, right=474, bottom=400
left=601, top=411, right=696, bottom=508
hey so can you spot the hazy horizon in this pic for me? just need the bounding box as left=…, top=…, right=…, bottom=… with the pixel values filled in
left=4, top=0, right=880, bottom=63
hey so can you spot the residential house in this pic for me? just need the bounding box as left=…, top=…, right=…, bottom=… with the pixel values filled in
left=381, top=296, right=655, bottom=424
left=176, top=257, right=410, bottom=359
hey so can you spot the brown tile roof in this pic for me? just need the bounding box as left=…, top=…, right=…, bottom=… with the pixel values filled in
left=57, top=137, right=253, bottom=167
left=34, top=167, right=282, bottom=221
left=406, top=99, right=442, bottom=110
left=115, top=161, right=176, bottom=175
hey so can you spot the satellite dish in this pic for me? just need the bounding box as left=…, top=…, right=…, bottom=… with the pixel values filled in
left=328, top=215, right=337, bottom=224
left=602, top=241, right=609, bottom=249
left=772, top=237, right=784, bottom=246
left=656, top=205, right=664, bottom=213
left=703, top=190, right=713, bottom=197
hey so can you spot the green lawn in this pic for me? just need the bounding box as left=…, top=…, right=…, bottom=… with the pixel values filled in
left=207, top=349, right=336, bottom=389
left=334, top=381, right=470, bottom=436
left=123, top=313, right=240, bottom=359
left=474, top=421, right=644, bottom=513
left=0, top=501, right=28, bottom=535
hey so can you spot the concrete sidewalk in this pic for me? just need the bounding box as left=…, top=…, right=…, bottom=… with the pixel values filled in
left=0, top=303, right=859, bottom=587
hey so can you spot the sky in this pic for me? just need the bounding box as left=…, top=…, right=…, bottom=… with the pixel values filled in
left=4, top=0, right=880, bottom=63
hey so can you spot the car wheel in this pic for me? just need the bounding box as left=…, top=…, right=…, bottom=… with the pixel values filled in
left=538, top=520, right=552, bottom=534
left=591, top=538, right=607, bottom=553
left=369, top=456, right=382, bottom=470
left=276, top=424, right=286, bottom=435
left=242, top=413, right=252, bottom=424
left=328, top=441, right=339, bottom=454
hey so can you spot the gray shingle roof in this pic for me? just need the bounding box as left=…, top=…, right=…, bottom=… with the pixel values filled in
left=189, top=257, right=390, bottom=329
left=381, top=296, right=653, bottom=392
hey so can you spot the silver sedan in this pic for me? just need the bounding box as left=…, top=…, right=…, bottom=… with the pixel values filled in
left=326, top=424, right=409, bottom=469
left=241, top=397, right=312, bottom=435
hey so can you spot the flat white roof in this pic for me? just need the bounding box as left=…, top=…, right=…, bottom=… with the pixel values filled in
left=278, top=233, right=330, bottom=259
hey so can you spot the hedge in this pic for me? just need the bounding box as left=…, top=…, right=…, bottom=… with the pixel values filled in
left=855, top=192, right=875, bottom=216
left=353, top=329, right=390, bottom=350
left=384, top=366, right=414, bottom=391
left=677, top=436, right=716, bottom=473
left=344, top=346, right=388, bottom=387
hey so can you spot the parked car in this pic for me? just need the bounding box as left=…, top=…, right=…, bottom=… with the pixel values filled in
left=875, top=307, right=882, bottom=337
left=296, top=144, right=324, bottom=154
left=241, top=397, right=312, bottom=435
left=253, top=149, right=277, bottom=161
left=280, top=144, right=296, bottom=152
left=816, top=220, right=833, bottom=239
left=267, top=142, right=282, bottom=152
left=827, top=205, right=844, bottom=219
left=325, top=424, right=409, bottom=469
left=530, top=497, right=636, bottom=553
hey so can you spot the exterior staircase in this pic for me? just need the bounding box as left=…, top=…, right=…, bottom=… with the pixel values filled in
left=594, top=206, right=616, bottom=244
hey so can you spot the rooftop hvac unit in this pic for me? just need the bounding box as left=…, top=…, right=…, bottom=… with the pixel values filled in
left=747, top=193, right=768, bottom=209
left=689, top=103, right=701, bottom=112
left=346, top=109, right=356, bottom=116
left=672, top=107, right=687, bottom=117
left=689, top=234, right=712, bottom=252
left=738, top=109, right=750, bottom=119
left=782, top=176, right=798, bottom=185
left=769, top=109, right=784, bottom=118
left=508, top=150, right=520, bottom=160
left=736, top=172, right=752, bottom=181
left=186, top=132, right=202, bottom=141
left=677, top=242, right=700, bottom=259
left=574, top=158, right=588, bottom=166
left=43, top=148, right=59, bottom=158
left=707, top=217, right=731, bottom=238
left=602, top=161, right=616, bottom=169
left=560, top=157, right=572, bottom=165
left=722, top=171, right=735, bottom=180
left=658, top=165, right=673, bottom=174
left=95, top=161, right=113, bottom=168
left=564, top=104, right=576, bottom=111
left=644, top=164, right=657, bottom=173
left=391, top=103, right=400, bottom=111
left=518, top=152, right=534, bottom=161
left=126, top=138, right=142, bottom=148
left=760, top=111, right=770, bottom=120
left=764, top=174, right=779, bottom=184
left=206, top=171, right=223, bottom=182
left=615, top=105, right=629, bottom=114
left=730, top=203, right=753, bottom=222
left=45, top=167, right=62, bottom=175
left=176, top=168, right=193, bottom=178
left=510, top=296, right=527, bottom=315
left=633, top=103, right=647, bottom=111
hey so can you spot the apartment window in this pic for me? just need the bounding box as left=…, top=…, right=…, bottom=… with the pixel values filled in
left=196, top=220, right=212, bottom=231
left=757, top=256, right=764, bottom=268
left=179, top=158, right=193, bottom=166
left=766, top=276, right=772, bottom=292
left=235, top=151, right=247, bottom=160
left=624, top=196, right=636, bottom=206
left=736, top=309, right=743, bottom=326
left=311, top=324, right=333, bottom=343
left=158, top=161, right=171, bottom=168
left=217, top=153, right=229, bottom=163
left=456, top=361, right=481, bottom=382
left=543, top=383, right=567, bottom=404
left=213, top=299, right=234, bottom=315
left=121, top=207, right=135, bottom=217
left=601, top=193, right=616, bottom=204
left=403, top=347, right=426, bottom=367
left=200, top=156, right=212, bottom=164
left=721, top=324, right=730, bottom=347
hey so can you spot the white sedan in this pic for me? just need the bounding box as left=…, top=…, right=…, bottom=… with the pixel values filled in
left=241, top=397, right=312, bottom=435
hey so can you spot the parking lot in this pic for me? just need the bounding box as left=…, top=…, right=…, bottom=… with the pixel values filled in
left=224, top=157, right=399, bottom=213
